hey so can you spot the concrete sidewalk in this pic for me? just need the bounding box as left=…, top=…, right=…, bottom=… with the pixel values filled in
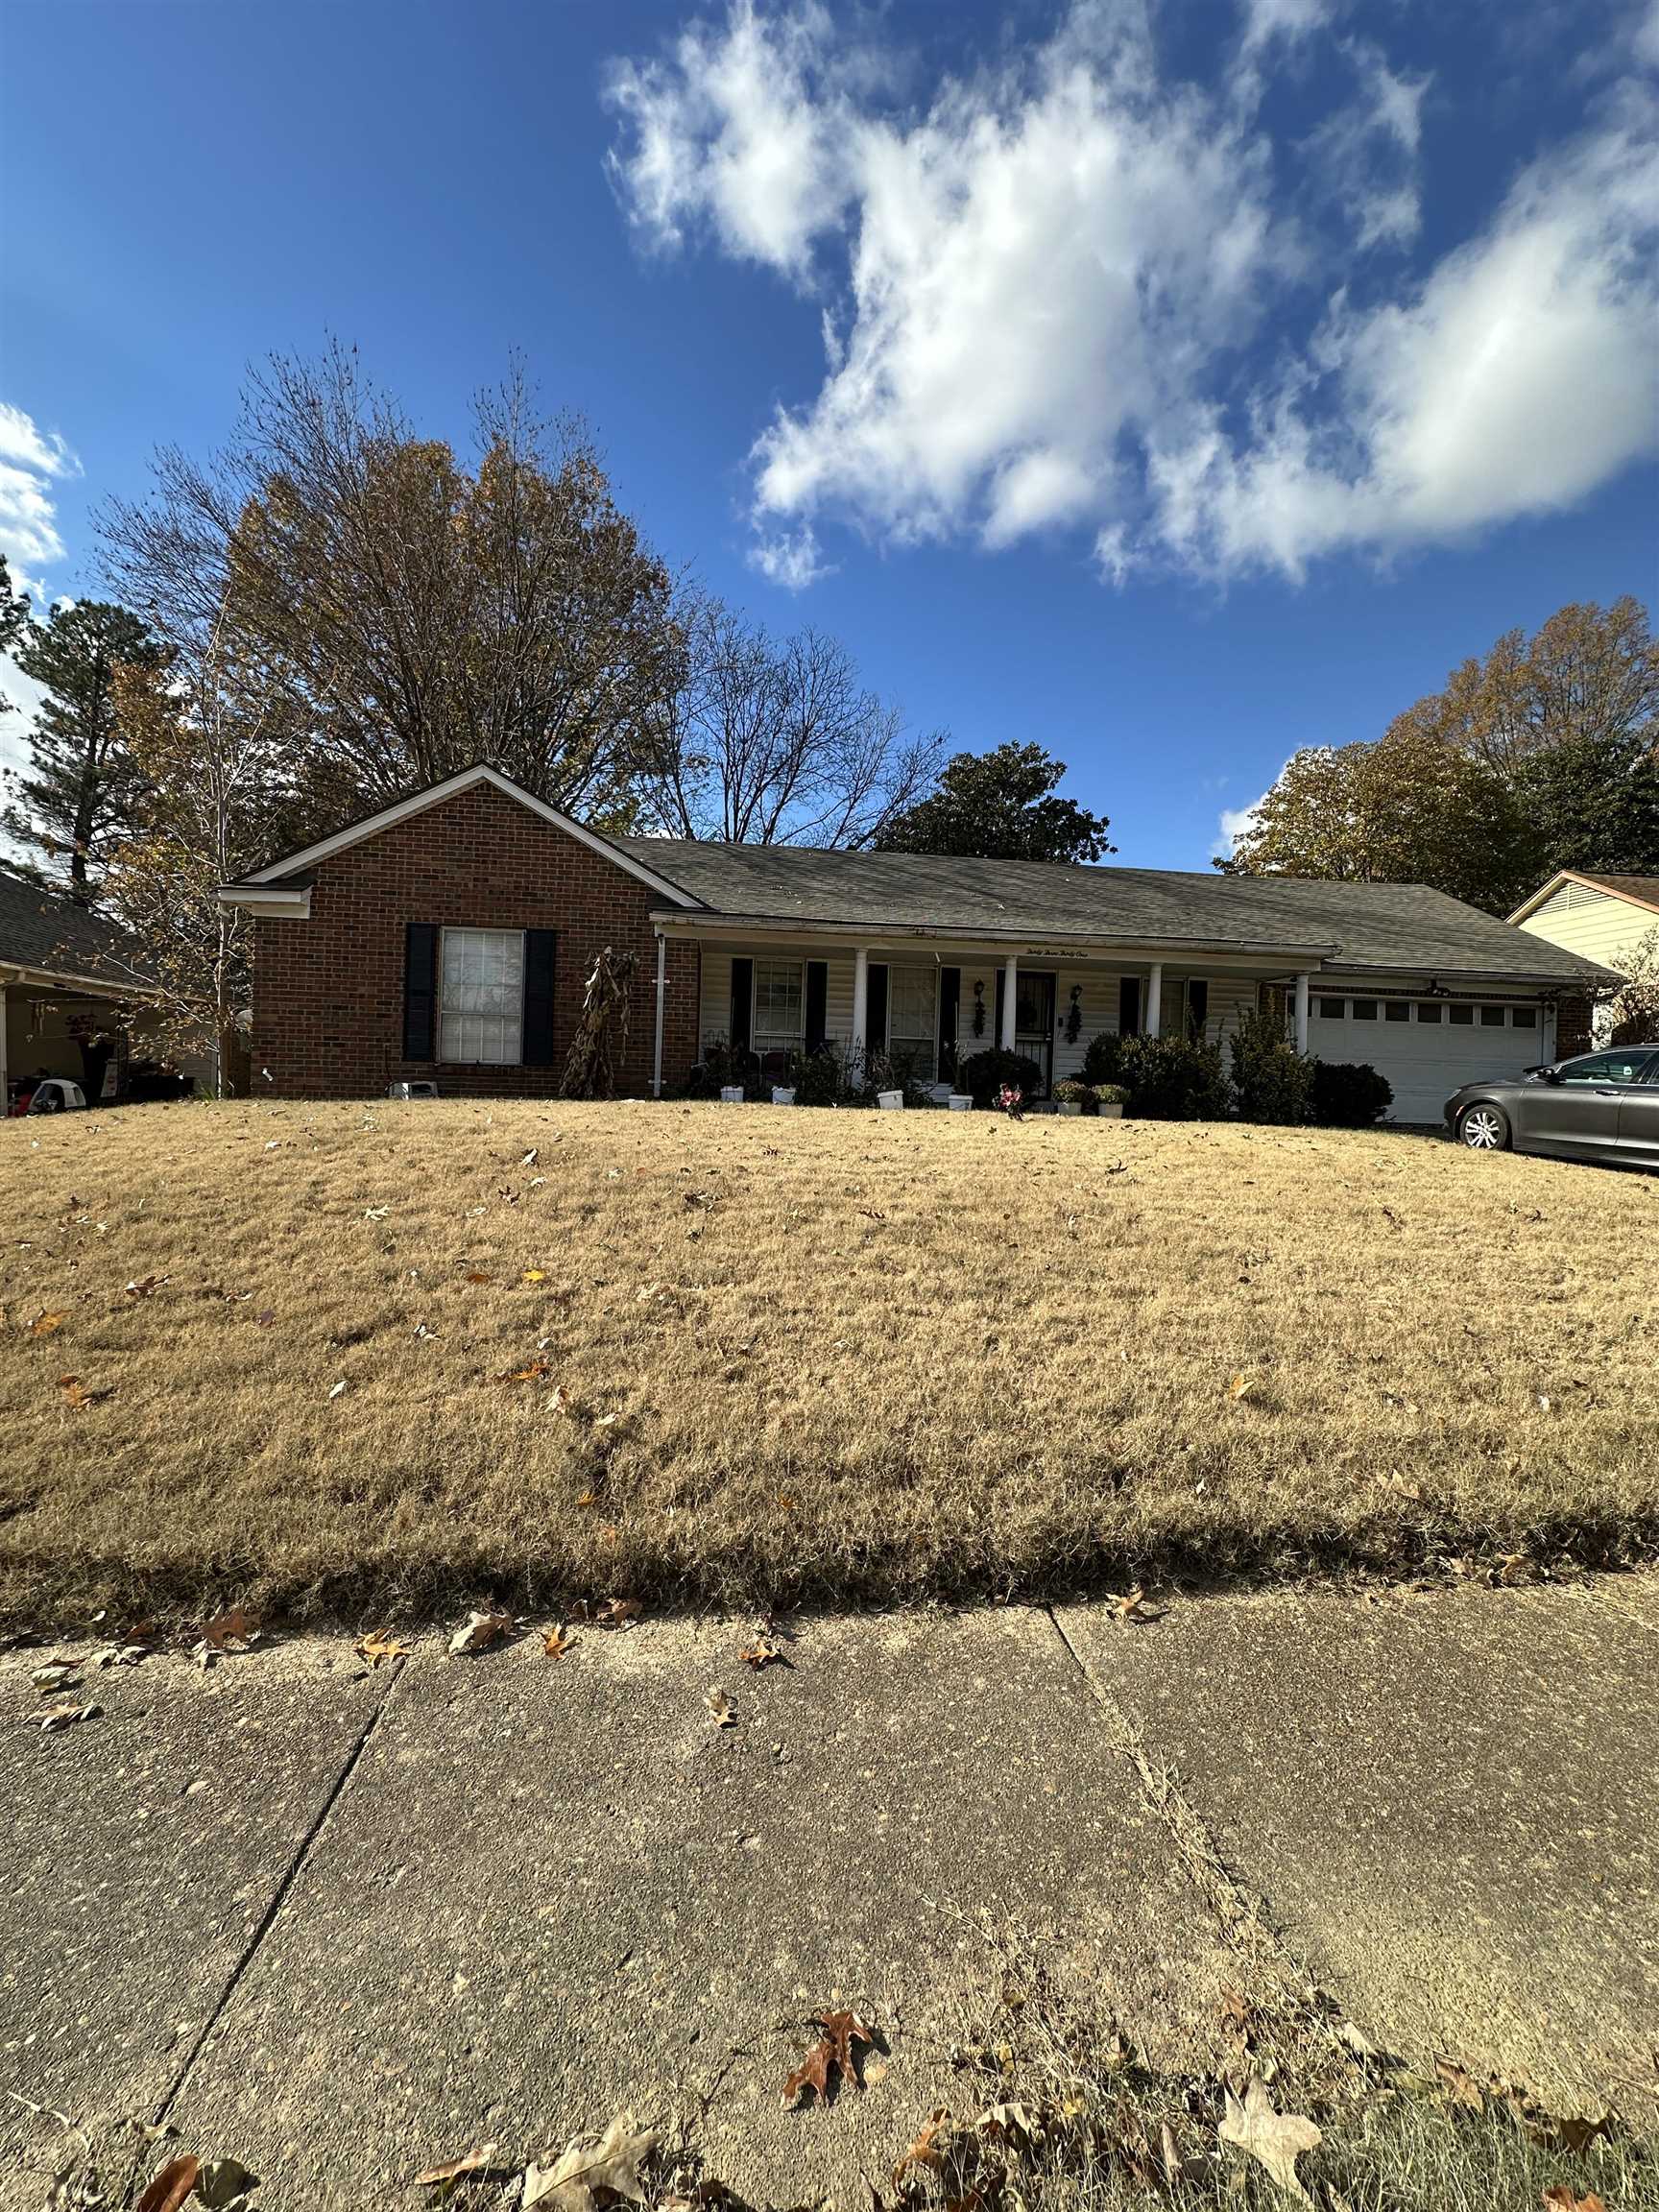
left=4, top=1577, right=1656, bottom=2210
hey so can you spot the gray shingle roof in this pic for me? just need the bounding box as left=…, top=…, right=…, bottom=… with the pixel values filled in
left=614, top=839, right=1620, bottom=986
left=1577, top=873, right=1659, bottom=909
left=0, top=868, right=136, bottom=986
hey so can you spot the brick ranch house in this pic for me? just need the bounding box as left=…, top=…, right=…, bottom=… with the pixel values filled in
left=219, top=764, right=1622, bottom=1123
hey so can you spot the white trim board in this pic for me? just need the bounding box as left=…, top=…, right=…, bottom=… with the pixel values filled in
left=224, top=764, right=703, bottom=909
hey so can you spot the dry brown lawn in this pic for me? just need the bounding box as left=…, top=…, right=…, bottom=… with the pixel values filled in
left=1, top=1098, right=1654, bottom=1628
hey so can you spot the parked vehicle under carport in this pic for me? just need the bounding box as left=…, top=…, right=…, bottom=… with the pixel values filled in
left=1445, top=1046, right=1659, bottom=1166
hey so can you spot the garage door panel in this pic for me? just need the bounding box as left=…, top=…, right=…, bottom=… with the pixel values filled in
left=1310, top=997, right=1545, bottom=1122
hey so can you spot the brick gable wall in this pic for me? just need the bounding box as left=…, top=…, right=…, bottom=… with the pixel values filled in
left=250, top=781, right=701, bottom=1098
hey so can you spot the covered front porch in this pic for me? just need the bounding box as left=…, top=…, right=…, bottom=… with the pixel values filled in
left=650, top=920, right=1337, bottom=1097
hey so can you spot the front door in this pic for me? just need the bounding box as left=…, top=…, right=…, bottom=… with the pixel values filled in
left=1015, top=972, right=1056, bottom=1094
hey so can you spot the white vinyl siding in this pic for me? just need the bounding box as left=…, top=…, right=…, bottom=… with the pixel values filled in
left=1519, top=881, right=1656, bottom=971
left=439, top=927, right=524, bottom=1065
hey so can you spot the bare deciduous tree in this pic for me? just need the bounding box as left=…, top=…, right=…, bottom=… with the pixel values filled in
left=639, top=591, right=944, bottom=847
left=100, top=346, right=679, bottom=830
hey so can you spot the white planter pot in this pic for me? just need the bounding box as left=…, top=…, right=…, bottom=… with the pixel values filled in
left=771, top=1087, right=797, bottom=1106
left=877, top=1089, right=905, bottom=1111
left=948, top=1094, right=974, bottom=1112
left=1096, top=1101, right=1124, bottom=1118
left=718, top=1085, right=745, bottom=1104
left=1056, top=1100, right=1083, bottom=1117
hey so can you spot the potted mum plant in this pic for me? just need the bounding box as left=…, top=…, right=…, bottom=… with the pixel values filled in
left=1052, top=1078, right=1090, bottom=1118
left=1093, top=1082, right=1129, bottom=1120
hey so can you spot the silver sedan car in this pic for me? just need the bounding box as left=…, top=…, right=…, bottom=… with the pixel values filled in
left=1445, top=1045, right=1659, bottom=1166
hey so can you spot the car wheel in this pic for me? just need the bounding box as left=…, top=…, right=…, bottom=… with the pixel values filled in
left=1457, top=1102, right=1508, bottom=1151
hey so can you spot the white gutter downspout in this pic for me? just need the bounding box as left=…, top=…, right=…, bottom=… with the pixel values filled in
left=652, top=929, right=666, bottom=1100
left=0, top=977, right=8, bottom=1112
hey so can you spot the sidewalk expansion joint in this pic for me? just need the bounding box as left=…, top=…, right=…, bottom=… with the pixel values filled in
left=153, top=1658, right=407, bottom=2125
left=1043, top=1604, right=1305, bottom=1999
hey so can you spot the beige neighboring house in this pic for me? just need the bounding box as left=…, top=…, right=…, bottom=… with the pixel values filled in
left=1508, top=871, right=1659, bottom=1047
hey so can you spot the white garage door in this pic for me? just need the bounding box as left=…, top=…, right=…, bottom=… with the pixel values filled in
left=1310, top=992, right=1545, bottom=1122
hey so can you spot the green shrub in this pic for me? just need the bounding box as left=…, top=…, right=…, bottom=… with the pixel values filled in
left=1080, top=1031, right=1129, bottom=1087
left=1052, top=1078, right=1090, bottom=1105
left=957, top=1047, right=1044, bottom=1109
left=1310, top=1058, right=1394, bottom=1127
left=684, top=1037, right=759, bottom=1099
left=793, top=1045, right=848, bottom=1108
left=1230, top=1005, right=1313, bottom=1124
left=1092, top=1082, right=1129, bottom=1106
left=1118, top=1033, right=1231, bottom=1120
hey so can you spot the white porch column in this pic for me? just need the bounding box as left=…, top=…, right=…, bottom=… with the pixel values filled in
left=1144, top=962, right=1163, bottom=1040
left=852, top=947, right=870, bottom=1067
left=0, top=980, right=9, bottom=1114
left=652, top=931, right=666, bottom=1099
left=1293, top=972, right=1310, bottom=1055
left=999, top=953, right=1019, bottom=1049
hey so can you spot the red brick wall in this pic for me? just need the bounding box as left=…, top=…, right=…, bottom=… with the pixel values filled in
left=250, top=782, right=702, bottom=1098
left=1554, top=992, right=1594, bottom=1057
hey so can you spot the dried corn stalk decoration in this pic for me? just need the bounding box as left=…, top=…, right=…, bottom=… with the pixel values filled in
left=560, top=946, right=636, bottom=1099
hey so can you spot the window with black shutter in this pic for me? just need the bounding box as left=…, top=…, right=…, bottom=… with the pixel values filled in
left=403, top=924, right=438, bottom=1060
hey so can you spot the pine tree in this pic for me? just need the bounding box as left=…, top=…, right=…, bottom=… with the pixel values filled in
left=0, top=599, right=163, bottom=902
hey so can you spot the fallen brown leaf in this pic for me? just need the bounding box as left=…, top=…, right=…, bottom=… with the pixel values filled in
left=893, top=2109, right=953, bottom=2179
left=1227, top=1372, right=1258, bottom=1403
left=34, top=1698, right=102, bottom=1733
left=58, top=1375, right=115, bottom=1408
left=449, top=1609, right=511, bottom=1655
left=1217, top=2076, right=1320, bottom=2205
left=783, top=2010, right=878, bottom=2108
left=1106, top=1585, right=1166, bottom=1624
left=134, top=2153, right=201, bottom=2212
left=355, top=1630, right=411, bottom=1668
left=413, top=2141, right=498, bottom=2188
left=706, top=1688, right=736, bottom=1727
left=201, top=1605, right=261, bottom=1652
left=739, top=1640, right=784, bottom=1670
left=1542, top=2192, right=1606, bottom=2212
left=523, top=2114, right=656, bottom=2209
left=497, top=1359, right=551, bottom=1383
left=542, top=1625, right=578, bottom=1658
left=30, top=1310, right=67, bottom=1336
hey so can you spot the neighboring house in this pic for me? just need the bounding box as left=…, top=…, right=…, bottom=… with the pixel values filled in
left=0, top=867, right=217, bottom=1108
left=1508, top=872, right=1659, bottom=1047
left=218, top=764, right=1621, bottom=1123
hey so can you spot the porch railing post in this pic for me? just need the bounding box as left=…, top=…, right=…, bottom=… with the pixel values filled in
left=999, top=953, right=1018, bottom=1050
left=1294, top=972, right=1310, bottom=1054
left=652, top=930, right=666, bottom=1098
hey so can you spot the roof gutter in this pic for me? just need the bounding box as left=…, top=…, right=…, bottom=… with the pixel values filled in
left=0, top=959, right=159, bottom=999
left=648, top=909, right=1341, bottom=961
left=1325, top=957, right=1625, bottom=991
left=218, top=883, right=313, bottom=918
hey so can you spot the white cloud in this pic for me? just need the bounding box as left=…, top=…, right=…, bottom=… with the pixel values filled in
left=603, top=0, right=854, bottom=276
left=1240, top=0, right=1334, bottom=50
left=0, top=401, right=79, bottom=604
left=1213, top=782, right=1275, bottom=860
left=607, top=1, right=1659, bottom=587
left=1152, top=110, right=1659, bottom=576
left=749, top=519, right=834, bottom=589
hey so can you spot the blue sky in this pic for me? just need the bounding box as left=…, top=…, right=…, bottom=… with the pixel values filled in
left=2, top=0, right=1655, bottom=868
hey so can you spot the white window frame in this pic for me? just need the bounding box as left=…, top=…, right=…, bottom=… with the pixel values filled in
left=752, top=958, right=805, bottom=1058
left=439, top=926, right=525, bottom=1067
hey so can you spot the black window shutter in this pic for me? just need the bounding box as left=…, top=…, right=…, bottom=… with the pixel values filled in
left=1188, top=978, right=1209, bottom=1037
left=522, top=929, right=557, bottom=1066
left=730, top=958, right=754, bottom=1052
left=1118, top=975, right=1141, bottom=1038
left=805, top=961, right=829, bottom=1053
left=938, top=967, right=960, bottom=1073
left=867, top=963, right=889, bottom=1054
left=403, top=924, right=438, bottom=1061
